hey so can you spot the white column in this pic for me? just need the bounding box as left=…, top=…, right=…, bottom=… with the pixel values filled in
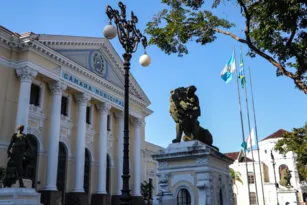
left=96, top=102, right=111, bottom=194
left=133, top=118, right=143, bottom=196
left=73, top=93, right=91, bottom=192
left=44, top=81, right=67, bottom=190
left=115, top=111, right=124, bottom=195
left=15, top=66, right=38, bottom=133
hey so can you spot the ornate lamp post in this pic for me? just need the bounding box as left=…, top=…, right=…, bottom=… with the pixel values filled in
left=271, top=150, right=280, bottom=205
left=103, top=2, right=151, bottom=204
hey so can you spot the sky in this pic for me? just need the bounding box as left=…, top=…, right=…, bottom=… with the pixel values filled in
left=1, top=0, right=306, bottom=153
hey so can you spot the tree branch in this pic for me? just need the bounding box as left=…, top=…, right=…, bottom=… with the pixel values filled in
left=212, top=28, right=247, bottom=43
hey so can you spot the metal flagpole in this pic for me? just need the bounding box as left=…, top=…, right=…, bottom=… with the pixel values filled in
left=241, top=51, right=259, bottom=204
left=248, top=66, right=266, bottom=205
left=233, top=46, right=251, bottom=205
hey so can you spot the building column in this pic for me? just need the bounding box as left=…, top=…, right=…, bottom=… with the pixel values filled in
left=115, top=111, right=124, bottom=195
left=15, top=66, right=38, bottom=133
left=73, top=93, right=91, bottom=192
left=44, top=81, right=67, bottom=190
left=133, top=118, right=143, bottom=196
left=96, top=102, right=111, bottom=194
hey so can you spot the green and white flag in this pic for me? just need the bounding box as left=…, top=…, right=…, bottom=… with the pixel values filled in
left=239, top=49, right=246, bottom=89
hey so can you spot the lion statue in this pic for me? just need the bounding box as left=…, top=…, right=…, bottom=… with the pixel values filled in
left=169, top=86, right=215, bottom=148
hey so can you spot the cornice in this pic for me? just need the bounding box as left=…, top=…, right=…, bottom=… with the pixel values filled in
left=38, top=37, right=151, bottom=106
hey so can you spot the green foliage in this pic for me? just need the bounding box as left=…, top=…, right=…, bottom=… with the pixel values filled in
left=0, top=167, right=5, bottom=181
left=230, top=168, right=243, bottom=185
left=274, top=123, right=307, bottom=180
left=141, top=180, right=154, bottom=203
left=145, top=0, right=307, bottom=93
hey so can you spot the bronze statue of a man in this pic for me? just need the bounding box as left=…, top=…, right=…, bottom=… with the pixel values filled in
left=3, top=125, right=31, bottom=188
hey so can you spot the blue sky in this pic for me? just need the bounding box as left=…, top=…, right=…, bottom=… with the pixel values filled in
left=1, top=0, right=306, bottom=153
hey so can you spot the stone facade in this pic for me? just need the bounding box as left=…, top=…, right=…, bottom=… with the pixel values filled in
left=152, top=141, right=234, bottom=205
left=0, top=26, right=153, bottom=204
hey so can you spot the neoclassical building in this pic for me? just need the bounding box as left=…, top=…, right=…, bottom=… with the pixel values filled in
left=0, top=26, right=155, bottom=205
left=225, top=129, right=307, bottom=205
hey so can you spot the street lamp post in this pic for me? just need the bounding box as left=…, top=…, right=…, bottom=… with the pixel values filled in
left=271, top=150, right=280, bottom=205
left=104, top=2, right=151, bottom=204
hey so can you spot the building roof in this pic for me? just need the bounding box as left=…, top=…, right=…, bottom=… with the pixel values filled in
left=224, top=152, right=240, bottom=161
left=261, top=129, right=288, bottom=142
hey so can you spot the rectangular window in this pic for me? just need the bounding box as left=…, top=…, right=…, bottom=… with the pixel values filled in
left=30, top=84, right=40, bottom=106
left=250, top=192, right=257, bottom=205
left=107, top=114, right=111, bottom=131
left=61, top=96, right=68, bottom=116
left=86, top=106, right=91, bottom=124
left=248, top=174, right=255, bottom=184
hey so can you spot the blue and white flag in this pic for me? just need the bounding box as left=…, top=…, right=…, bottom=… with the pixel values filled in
left=241, top=128, right=256, bottom=152
left=220, top=52, right=236, bottom=83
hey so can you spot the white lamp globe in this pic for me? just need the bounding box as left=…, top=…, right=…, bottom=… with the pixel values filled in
left=103, top=24, right=117, bottom=39
left=139, top=54, right=151, bottom=67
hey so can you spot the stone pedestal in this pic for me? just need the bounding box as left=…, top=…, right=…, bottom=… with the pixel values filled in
left=278, top=188, right=299, bottom=205
left=39, top=190, right=62, bottom=205
left=65, top=192, right=89, bottom=205
left=152, top=141, right=234, bottom=205
left=0, top=188, right=43, bottom=205
left=91, top=194, right=111, bottom=205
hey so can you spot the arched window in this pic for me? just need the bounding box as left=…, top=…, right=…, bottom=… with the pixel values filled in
left=84, top=148, right=91, bottom=194
left=219, top=189, right=223, bottom=205
left=22, top=134, right=38, bottom=189
left=106, top=154, right=111, bottom=193
left=57, top=142, right=67, bottom=205
left=177, top=188, right=191, bottom=205
left=250, top=192, right=257, bottom=205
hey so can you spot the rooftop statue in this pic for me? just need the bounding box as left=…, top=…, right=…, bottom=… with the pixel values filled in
left=169, top=86, right=215, bottom=148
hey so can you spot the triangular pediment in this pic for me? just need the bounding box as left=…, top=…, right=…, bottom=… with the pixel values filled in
left=37, top=34, right=150, bottom=104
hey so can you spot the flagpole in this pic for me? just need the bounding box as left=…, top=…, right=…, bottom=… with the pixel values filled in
left=241, top=55, right=260, bottom=204
left=233, top=46, right=251, bottom=205
left=248, top=66, right=266, bottom=205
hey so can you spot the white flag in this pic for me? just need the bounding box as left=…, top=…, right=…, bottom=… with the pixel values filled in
left=246, top=128, right=256, bottom=150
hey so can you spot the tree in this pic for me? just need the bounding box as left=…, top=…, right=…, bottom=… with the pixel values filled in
left=230, top=168, right=243, bottom=193
left=274, top=123, right=307, bottom=181
left=145, top=0, right=307, bottom=94
left=141, top=179, right=154, bottom=205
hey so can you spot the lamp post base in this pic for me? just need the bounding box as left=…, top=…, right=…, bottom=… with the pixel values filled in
left=111, top=195, right=144, bottom=205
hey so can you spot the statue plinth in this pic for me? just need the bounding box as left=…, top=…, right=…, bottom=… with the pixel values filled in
left=0, top=188, right=43, bottom=205
left=152, top=141, right=234, bottom=205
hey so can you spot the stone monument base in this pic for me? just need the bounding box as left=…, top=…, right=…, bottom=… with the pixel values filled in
left=278, top=188, right=299, bottom=205
left=152, top=140, right=234, bottom=205
left=0, top=188, right=43, bottom=205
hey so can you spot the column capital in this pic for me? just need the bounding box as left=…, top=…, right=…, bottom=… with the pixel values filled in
left=114, top=110, right=124, bottom=120
left=48, top=81, right=67, bottom=95
left=75, top=93, right=91, bottom=106
left=97, top=102, right=111, bottom=114
left=133, top=118, right=144, bottom=128
left=16, top=66, right=38, bottom=83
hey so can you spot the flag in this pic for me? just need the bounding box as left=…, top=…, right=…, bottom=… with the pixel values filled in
left=221, top=52, right=236, bottom=83
left=239, top=49, right=246, bottom=88
left=241, top=128, right=256, bottom=152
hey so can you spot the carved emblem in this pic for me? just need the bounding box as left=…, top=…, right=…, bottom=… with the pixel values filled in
left=92, top=52, right=105, bottom=76
left=158, top=173, right=169, bottom=183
